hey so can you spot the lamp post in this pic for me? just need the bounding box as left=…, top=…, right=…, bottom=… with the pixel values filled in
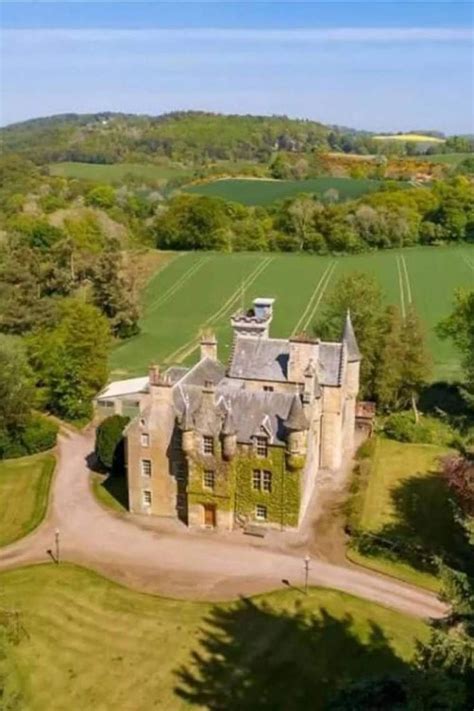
left=304, top=555, right=310, bottom=595
left=54, top=528, right=60, bottom=565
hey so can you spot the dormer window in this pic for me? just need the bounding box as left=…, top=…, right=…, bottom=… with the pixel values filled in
left=203, top=436, right=214, bottom=455
left=255, top=436, right=268, bottom=457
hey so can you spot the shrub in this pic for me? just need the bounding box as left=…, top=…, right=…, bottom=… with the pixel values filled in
left=0, top=414, right=58, bottom=459
left=382, top=411, right=454, bottom=445
left=95, top=415, right=130, bottom=471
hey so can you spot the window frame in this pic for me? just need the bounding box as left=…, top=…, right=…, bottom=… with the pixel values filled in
left=141, top=432, right=150, bottom=448
left=255, top=504, right=267, bottom=521
left=262, top=470, right=272, bottom=493
left=255, top=436, right=268, bottom=457
left=142, top=490, right=152, bottom=506
left=203, top=470, right=215, bottom=491
left=141, top=459, right=152, bottom=477
left=203, top=435, right=214, bottom=455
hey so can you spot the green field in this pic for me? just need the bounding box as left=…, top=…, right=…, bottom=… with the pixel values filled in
left=0, top=564, right=428, bottom=710
left=348, top=439, right=450, bottom=591
left=0, top=453, right=55, bottom=547
left=418, top=152, right=473, bottom=165
left=185, top=176, right=385, bottom=205
left=49, top=161, right=189, bottom=183
left=111, top=246, right=474, bottom=381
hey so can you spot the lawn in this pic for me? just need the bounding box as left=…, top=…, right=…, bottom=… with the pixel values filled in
left=0, top=453, right=55, bottom=547
left=91, top=472, right=128, bottom=513
left=0, top=564, right=429, bottom=711
left=49, top=161, right=190, bottom=183
left=110, top=245, right=474, bottom=381
left=185, top=176, right=386, bottom=205
left=347, top=438, right=456, bottom=591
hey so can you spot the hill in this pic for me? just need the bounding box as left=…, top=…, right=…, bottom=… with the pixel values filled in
left=2, top=111, right=471, bottom=167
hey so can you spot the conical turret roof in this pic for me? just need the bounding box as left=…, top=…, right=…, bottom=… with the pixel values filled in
left=285, top=394, right=309, bottom=431
left=342, top=310, right=361, bottom=362
left=180, top=402, right=194, bottom=431
left=222, top=405, right=237, bottom=436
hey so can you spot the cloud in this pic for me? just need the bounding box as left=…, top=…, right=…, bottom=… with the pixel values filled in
left=3, top=26, right=473, bottom=44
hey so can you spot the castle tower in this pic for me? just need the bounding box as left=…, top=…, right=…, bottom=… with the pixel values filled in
left=342, top=310, right=361, bottom=453
left=231, top=297, right=275, bottom=338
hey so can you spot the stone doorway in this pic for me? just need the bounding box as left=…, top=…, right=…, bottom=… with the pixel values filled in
left=203, top=503, right=216, bottom=528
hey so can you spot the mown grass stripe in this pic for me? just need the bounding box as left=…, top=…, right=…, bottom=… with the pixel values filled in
left=396, top=256, right=406, bottom=319
left=400, top=255, right=413, bottom=305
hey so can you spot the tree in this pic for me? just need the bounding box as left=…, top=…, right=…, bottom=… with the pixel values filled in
left=0, top=336, right=35, bottom=433
left=153, top=195, right=230, bottom=251
left=95, top=414, right=130, bottom=471
left=399, top=305, right=432, bottom=418
left=314, top=272, right=387, bottom=398
left=438, top=289, right=474, bottom=391
left=86, top=184, right=116, bottom=209
left=29, top=299, right=111, bottom=421
left=374, top=306, right=405, bottom=409
left=91, top=249, right=140, bottom=338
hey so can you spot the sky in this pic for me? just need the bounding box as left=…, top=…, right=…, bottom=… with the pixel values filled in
left=1, top=2, right=473, bottom=133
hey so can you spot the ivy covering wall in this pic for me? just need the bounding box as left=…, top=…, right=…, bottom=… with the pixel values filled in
left=186, top=440, right=302, bottom=527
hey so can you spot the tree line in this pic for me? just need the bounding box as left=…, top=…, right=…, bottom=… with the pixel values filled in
left=153, top=178, right=474, bottom=253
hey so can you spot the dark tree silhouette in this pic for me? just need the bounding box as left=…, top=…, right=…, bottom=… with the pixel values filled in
left=174, top=597, right=410, bottom=710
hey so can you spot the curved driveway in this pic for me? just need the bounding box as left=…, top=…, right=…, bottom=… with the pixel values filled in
left=0, top=429, right=448, bottom=619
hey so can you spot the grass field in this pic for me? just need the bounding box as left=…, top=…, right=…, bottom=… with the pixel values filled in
left=49, top=161, right=189, bottom=183
left=0, top=453, right=55, bottom=547
left=418, top=152, right=473, bottom=165
left=373, top=134, right=445, bottom=143
left=348, top=439, right=453, bottom=591
left=0, top=564, right=428, bottom=711
left=111, top=245, right=474, bottom=381
left=185, top=176, right=385, bottom=205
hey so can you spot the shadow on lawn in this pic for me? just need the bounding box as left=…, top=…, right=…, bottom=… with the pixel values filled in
left=367, top=472, right=474, bottom=577
left=174, top=597, right=410, bottom=710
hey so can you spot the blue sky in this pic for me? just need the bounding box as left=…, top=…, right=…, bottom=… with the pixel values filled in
left=1, top=2, right=473, bottom=133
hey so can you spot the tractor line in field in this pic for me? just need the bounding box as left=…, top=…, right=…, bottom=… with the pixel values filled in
left=147, top=255, right=211, bottom=313
left=396, top=255, right=407, bottom=319
left=295, top=262, right=337, bottom=335
left=400, top=255, right=413, bottom=305
left=165, top=256, right=274, bottom=364
left=461, top=251, right=474, bottom=273
left=291, top=262, right=334, bottom=336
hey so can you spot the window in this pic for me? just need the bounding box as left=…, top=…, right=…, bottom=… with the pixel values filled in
left=263, top=385, right=274, bottom=393
left=203, top=436, right=214, bottom=455
left=143, top=490, right=152, bottom=506
left=203, top=470, right=215, bottom=490
left=255, top=436, right=268, bottom=457
left=262, top=470, right=272, bottom=493
left=141, top=459, right=152, bottom=477
left=99, top=400, right=114, bottom=409
left=141, top=432, right=149, bottom=447
left=255, top=504, right=267, bottom=521
left=252, top=470, right=272, bottom=492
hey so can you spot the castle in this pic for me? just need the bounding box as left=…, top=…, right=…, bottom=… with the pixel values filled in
left=96, top=298, right=361, bottom=530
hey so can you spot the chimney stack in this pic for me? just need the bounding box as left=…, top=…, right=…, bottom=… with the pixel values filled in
left=200, top=330, right=218, bottom=361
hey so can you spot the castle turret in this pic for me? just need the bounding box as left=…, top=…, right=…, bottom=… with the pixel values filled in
left=221, top=405, right=237, bottom=460
left=180, top=402, right=195, bottom=455
left=231, top=297, right=274, bottom=338
left=284, top=394, right=309, bottom=456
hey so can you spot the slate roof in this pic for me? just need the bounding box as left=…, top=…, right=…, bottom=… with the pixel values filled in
left=229, top=335, right=344, bottom=387
left=174, top=384, right=296, bottom=446
left=285, top=395, right=310, bottom=431
left=180, top=357, right=226, bottom=387
left=228, top=336, right=290, bottom=382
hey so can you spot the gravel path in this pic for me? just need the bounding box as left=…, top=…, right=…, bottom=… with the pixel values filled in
left=0, top=429, right=448, bottom=620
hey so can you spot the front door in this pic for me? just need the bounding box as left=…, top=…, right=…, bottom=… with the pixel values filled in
left=203, top=504, right=216, bottom=528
